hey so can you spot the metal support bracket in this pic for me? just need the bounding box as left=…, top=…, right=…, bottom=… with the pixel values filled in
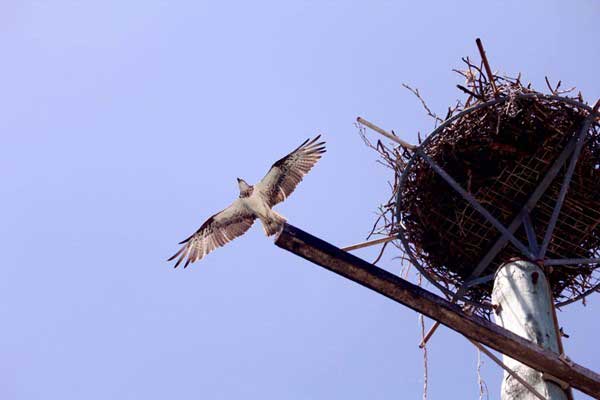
left=538, top=113, right=598, bottom=258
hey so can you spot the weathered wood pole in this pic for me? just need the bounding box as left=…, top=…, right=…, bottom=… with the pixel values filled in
left=275, top=224, right=600, bottom=397
left=492, top=260, right=568, bottom=400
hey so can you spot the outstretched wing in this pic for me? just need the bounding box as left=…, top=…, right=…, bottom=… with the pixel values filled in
left=255, top=135, right=326, bottom=207
left=168, top=199, right=255, bottom=268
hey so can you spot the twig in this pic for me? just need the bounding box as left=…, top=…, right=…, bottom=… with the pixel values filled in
left=341, top=235, right=396, bottom=252
left=545, top=76, right=576, bottom=96
left=419, top=321, right=441, bottom=348
left=457, top=84, right=484, bottom=100
left=356, top=117, right=416, bottom=150
left=401, top=84, right=444, bottom=124
left=475, top=38, right=498, bottom=97
left=371, top=240, right=389, bottom=265
left=476, top=347, right=488, bottom=400
left=545, top=76, right=557, bottom=95
left=469, top=340, right=547, bottom=400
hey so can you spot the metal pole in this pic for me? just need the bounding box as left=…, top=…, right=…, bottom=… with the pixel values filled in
left=492, top=260, right=568, bottom=400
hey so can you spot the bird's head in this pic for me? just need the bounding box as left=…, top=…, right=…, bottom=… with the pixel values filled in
left=237, top=178, right=252, bottom=197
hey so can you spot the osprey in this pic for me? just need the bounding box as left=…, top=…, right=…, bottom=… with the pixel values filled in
left=168, top=135, right=326, bottom=268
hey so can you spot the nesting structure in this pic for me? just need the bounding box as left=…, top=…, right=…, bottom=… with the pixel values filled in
left=365, top=68, right=600, bottom=315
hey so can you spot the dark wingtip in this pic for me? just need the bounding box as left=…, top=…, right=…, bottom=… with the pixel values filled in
left=299, top=137, right=310, bottom=147
left=308, top=135, right=321, bottom=145
left=173, top=254, right=185, bottom=269
left=168, top=246, right=186, bottom=261
left=293, top=135, right=324, bottom=154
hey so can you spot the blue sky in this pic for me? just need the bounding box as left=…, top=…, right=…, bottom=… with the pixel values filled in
left=1, top=1, right=598, bottom=399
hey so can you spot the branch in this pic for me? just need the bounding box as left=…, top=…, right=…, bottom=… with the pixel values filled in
left=401, top=84, right=443, bottom=124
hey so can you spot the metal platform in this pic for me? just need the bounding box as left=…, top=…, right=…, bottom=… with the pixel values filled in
left=395, top=93, right=600, bottom=311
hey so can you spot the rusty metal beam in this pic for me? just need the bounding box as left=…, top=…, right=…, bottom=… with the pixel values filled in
left=275, top=223, right=600, bottom=398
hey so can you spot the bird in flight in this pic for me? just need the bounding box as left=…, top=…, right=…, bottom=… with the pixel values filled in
left=168, top=135, right=326, bottom=268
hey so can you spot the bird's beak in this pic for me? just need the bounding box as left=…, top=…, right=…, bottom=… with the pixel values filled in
left=236, top=178, right=241, bottom=183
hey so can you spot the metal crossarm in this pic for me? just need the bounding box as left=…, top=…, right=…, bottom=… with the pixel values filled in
left=545, top=258, right=600, bottom=266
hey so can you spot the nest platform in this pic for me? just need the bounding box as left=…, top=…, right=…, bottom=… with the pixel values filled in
left=366, top=74, right=600, bottom=314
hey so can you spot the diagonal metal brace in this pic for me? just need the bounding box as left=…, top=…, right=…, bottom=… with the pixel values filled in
left=538, top=111, right=599, bottom=258
left=417, top=128, right=581, bottom=347
left=460, top=131, right=580, bottom=284
left=416, top=148, right=535, bottom=260
left=522, top=211, right=540, bottom=256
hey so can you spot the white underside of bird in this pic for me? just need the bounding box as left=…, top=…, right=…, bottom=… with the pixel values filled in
left=168, top=135, right=326, bottom=268
left=236, top=192, right=287, bottom=236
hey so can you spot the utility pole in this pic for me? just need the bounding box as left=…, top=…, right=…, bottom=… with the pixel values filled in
left=354, top=85, right=600, bottom=399
left=493, top=261, right=569, bottom=400
left=294, top=39, right=600, bottom=399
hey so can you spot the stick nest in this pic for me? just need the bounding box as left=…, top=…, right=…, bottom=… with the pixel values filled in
left=363, top=63, right=600, bottom=314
